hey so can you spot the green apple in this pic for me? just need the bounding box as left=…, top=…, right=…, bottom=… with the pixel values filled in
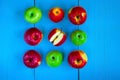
left=46, top=50, right=63, bottom=67
left=71, top=30, right=87, bottom=46
left=24, top=7, right=42, bottom=24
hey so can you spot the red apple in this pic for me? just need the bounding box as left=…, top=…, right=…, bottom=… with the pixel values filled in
left=48, top=28, right=66, bottom=46
left=49, top=7, right=64, bottom=23
left=24, top=28, right=43, bottom=46
left=23, top=50, right=42, bottom=68
left=68, top=50, right=88, bottom=69
left=68, top=6, right=87, bottom=25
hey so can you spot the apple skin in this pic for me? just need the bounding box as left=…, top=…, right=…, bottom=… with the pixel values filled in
left=24, top=7, right=42, bottom=24
left=49, top=7, right=64, bottom=23
left=48, top=28, right=66, bottom=46
left=68, top=50, right=88, bottom=69
left=24, top=28, right=43, bottom=46
left=68, top=6, right=87, bottom=25
left=46, top=50, right=63, bottom=67
left=23, top=50, right=42, bottom=68
left=71, top=30, right=87, bottom=46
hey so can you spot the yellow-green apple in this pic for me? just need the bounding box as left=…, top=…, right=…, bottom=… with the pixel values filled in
left=68, top=50, right=88, bottom=69
left=68, top=6, right=87, bottom=25
left=23, top=50, right=42, bottom=68
left=24, top=7, right=42, bottom=24
left=24, top=28, right=43, bottom=46
left=48, top=28, right=66, bottom=46
left=46, top=50, right=63, bottom=67
left=49, top=7, right=64, bottom=23
left=71, top=30, right=87, bottom=46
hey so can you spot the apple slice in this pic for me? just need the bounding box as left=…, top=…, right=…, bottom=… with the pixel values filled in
left=49, top=29, right=61, bottom=42
left=48, top=28, right=66, bottom=46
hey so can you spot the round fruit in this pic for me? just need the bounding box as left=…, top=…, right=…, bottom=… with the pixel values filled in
left=48, top=28, right=66, bottom=46
left=46, top=50, right=63, bottom=67
left=68, top=6, right=87, bottom=25
left=23, top=50, right=42, bottom=68
left=71, top=30, right=87, bottom=46
left=68, top=50, right=88, bottom=69
left=24, top=7, right=42, bottom=24
left=24, top=28, right=43, bottom=46
left=49, top=7, right=64, bottom=23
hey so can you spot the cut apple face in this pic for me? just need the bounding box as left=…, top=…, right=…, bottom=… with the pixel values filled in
left=48, top=28, right=66, bottom=46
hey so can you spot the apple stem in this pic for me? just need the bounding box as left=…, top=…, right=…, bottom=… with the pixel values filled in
left=78, top=69, right=80, bottom=80
left=52, top=57, right=55, bottom=60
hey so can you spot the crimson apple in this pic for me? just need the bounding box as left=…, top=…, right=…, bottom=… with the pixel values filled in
left=23, top=50, right=42, bottom=68
left=49, top=7, right=64, bottom=23
left=48, top=28, right=66, bottom=46
left=68, top=50, right=88, bottom=69
left=68, top=6, right=87, bottom=25
left=24, top=28, right=43, bottom=46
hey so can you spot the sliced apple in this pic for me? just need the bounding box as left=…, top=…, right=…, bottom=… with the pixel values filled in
left=48, top=28, right=66, bottom=46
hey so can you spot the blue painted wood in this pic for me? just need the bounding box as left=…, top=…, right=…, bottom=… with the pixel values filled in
left=0, top=0, right=120, bottom=80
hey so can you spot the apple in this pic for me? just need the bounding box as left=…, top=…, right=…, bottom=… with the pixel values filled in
left=48, top=28, right=66, bottom=46
left=24, top=28, right=43, bottom=46
left=23, top=50, right=42, bottom=68
left=24, top=7, right=42, bottom=24
left=49, top=7, right=64, bottom=23
left=68, top=6, right=87, bottom=25
left=71, top=30, right=87, bottom=46
left=46, top=50, right=63, bottom=67
left=68, top=50, right=88, bottom=69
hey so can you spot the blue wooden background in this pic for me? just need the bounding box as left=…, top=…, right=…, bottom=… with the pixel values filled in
left=0, top=0, right=120, bottom=80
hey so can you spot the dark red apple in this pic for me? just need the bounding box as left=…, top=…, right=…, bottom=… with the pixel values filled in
left=48, top=28, right=66, bottom=46
left=24, top=28, right=43, bottom=46
left=49, top=7, right=64, bottom=23
left=68, top=50, right=88, bottom=69
left=68, top=6, right=87, bottom=25
left=23, top=50, right=42, bottom=68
